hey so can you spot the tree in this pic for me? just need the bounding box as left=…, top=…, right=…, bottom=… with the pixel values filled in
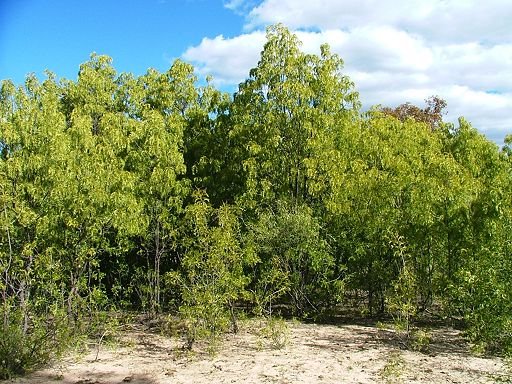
left=381, top=96, right=447, bottom=131
left=2, top=23, right=512, bottom=370
left=230, top=24, right=359, bottom=211
left=0, top=64, right=144, bottom=376
left=170, top=191, right=256, bottom=348
left=249, top=202, right=339, bottom=317
left=441, top=118, right=512, bottom=353
left=114, top=61, right=192, bottom=314
left=182, top=78, right=236, bottom=206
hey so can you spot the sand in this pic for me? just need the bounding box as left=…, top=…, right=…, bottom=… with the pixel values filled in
left=7, top=319, right=510, bottom=384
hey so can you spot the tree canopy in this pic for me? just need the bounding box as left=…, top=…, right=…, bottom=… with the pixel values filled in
left=1, top=24, right=511, bottom=378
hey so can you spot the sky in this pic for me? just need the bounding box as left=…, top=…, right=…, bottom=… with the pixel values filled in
left=1, top=0, right=511, bottom=144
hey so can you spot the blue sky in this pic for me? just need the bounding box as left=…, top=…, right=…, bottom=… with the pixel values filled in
left=0, top=0, right=242, bottom=83
left=1, top=0, right=511, bottom=143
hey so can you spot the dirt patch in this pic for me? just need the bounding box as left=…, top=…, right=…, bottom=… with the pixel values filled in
left=7, top=320, right=509, bottom=384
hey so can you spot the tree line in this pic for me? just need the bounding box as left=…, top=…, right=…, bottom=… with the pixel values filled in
left=1, top=24, right=511, bottom=377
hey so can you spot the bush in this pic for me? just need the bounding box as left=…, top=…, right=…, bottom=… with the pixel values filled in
left=0, top=322, right=29, bottom=379
left=250, top=202, right=337, bottom=318
left=260, top=317, right=289, bottom=350
left=170, top=192, right=256, bottom=351
left=0, top=310, right=71, bottom=379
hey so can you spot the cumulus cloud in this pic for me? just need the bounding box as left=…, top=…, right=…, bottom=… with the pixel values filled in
left=182, top=32, right=266, bottom=86
left=183, top=27, right=433, bottom=88
left=183, top=0, right=512, bottom=142
left=245, top=0, right=512, bottom=44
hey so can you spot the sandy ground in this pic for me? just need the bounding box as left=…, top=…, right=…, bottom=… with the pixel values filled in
left=7, top=319, right=510, bottom=384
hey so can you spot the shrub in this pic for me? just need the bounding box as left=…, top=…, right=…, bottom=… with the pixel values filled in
left=170, top=191, right=256, bottom=350
left=0, top=310, right=71, bottom=379
left=260, top=317, right=289, bottom=350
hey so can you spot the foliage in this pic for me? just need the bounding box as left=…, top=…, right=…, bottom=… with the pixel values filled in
left=442, top=120, right=512, bottom=355
left=169, top=191, right=256, bottom=349
left=230, top=24, right=359, bottom=211
left=259, top=317, right=290, bottom=350
left=1, top=24, right=512, bottom=374
left=380, top=351, right=406, bottom=384
left=249, top=202, right=339, bottom=318
left=386, top=234, right=417, bottom=336
left=410, top=328, right=432, bottom=353
left=0, top=308, right=72, bottom=379
left=380, top=95, right=447, bottom=130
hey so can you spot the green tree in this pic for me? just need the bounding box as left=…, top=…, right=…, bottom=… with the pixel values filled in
left=182, top=78, right=236, bottom=206
left=0, top=75, right=73, bottom=377
left=114, top=61, right=192, bottom=314
left=0, top=64, right=144, bottom=376
left=249, top=202, right=339, bottom=318
left=230, top=24, right=359, bottom=211
left=58, top=55, right=144, bottom=321
left=442, top=118, right=512, bottom=353
left=170, top=191, right=256, bottom=348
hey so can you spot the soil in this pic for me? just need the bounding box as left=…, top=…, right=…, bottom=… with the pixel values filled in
left=6, top=319, right=510, bottom=384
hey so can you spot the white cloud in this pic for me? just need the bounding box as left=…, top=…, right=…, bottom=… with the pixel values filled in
left=223, top=0, right=245, bottom=10
left=431, top=43, right=512, bottom=92
left=183, top=27, right=433, bottom=86
left=441, top=86, right=512, bottom=140
left=182, top=0, right=512, bottom=143
left=182, top=32, right=266, bottom=86
left=245, top=0, right=512, bottom=44
left=245, top=0, right=415, bottom=31
left=223, top=0, right=259, bottom=14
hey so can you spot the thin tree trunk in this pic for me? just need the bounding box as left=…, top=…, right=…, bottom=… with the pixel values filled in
left=153, top=220, right=161, bottom=316
left=19, top=250, right=34, bottom=335
left=3, top=202, right=13, bottom=329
